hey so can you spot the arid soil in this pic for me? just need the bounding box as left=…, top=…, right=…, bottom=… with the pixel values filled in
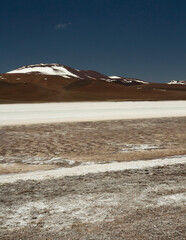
left=0, top=117, right=186, bottom=239
left=0, top=164, right=185, bottom=239
left=0, top=117, right=186, bottom=173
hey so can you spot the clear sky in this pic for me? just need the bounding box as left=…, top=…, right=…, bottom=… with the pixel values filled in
left=1, top=0, right=186, bottom=82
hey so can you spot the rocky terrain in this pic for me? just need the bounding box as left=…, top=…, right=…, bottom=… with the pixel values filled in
left=0, top=164, right=185, bottom=240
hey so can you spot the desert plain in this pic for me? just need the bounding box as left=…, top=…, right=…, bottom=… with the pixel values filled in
left=0, top=101, right=186, bottom=239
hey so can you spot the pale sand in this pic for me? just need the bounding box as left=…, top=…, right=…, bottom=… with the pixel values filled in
left=0, top=163, right=56, bottom=175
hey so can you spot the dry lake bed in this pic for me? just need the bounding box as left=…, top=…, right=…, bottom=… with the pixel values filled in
left=0, top=101, right=186, bottom=239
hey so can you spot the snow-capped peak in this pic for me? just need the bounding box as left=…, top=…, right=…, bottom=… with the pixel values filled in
left=7, top=63, right=79, bottom=78
left=6, top=63, right=149, bottom=85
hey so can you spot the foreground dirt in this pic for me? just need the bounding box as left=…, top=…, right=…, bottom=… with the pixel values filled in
left=0, top=117, right=185, bottom=239
left=0, top=164, right=185, bottom=239
left=0, top=117, right=186, bottom=173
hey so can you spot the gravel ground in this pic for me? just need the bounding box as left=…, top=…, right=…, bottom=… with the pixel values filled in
left=0, top=117, right=186, bottom=174
left=0, top=117, right=186, bottom=239
left=0, top=164, right=185, bottom=239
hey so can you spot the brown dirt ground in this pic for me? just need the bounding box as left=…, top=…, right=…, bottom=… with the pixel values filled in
left=0, top=117, right=186, bottom=174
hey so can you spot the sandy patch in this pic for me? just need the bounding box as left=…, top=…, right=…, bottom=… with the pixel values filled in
left=0, top=163, right=56, bottom=174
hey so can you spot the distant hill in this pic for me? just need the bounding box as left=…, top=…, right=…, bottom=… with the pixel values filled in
left=0, top=63, right=185, bottom=103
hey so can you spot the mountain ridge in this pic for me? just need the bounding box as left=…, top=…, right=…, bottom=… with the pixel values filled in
left=6, top=63, right=186, bottom=85
left=7, top=63, right=148, bottom=86
left=0, top=63, right=186, bottom=103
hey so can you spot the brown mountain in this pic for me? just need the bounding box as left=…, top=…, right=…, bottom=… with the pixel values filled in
left=0, top=64, right=186, bottom=103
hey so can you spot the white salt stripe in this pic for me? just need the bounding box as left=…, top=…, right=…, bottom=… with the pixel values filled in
left=0, top=101, right=186, bottom=126
left=0, top=155, right=185, bottom=184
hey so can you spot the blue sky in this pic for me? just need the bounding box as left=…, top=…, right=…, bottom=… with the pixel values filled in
left=1, top=0, right=186, bottom=82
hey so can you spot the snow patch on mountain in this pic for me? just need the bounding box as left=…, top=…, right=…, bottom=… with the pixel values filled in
left=167, top=80, right=186, bottom=85
left=108, top=76, right=149, bottom=84
left=7, top=64, right=79, bottom=78
left=109, top=76, right=122, bottom=79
